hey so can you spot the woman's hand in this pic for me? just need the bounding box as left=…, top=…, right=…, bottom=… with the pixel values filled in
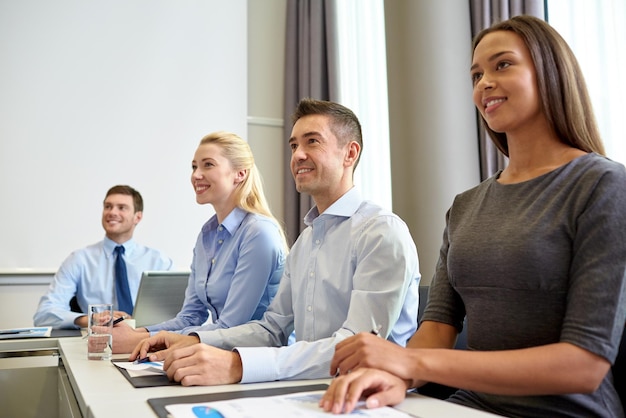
left=320, top=368, right=410, bottom=414
left=331, top=333, right=412, bottom=380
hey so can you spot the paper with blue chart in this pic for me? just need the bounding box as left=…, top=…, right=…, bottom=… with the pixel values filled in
left=165, top=391, right=414, bottom=418
left=114, top=360, right=166, bottom=377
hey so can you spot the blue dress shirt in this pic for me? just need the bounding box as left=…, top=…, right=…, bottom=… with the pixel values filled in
left=194, top=188, right=421, bottom=383
left=33, top=237, right=174, bottom=328
left=147, top=207, right=286, bottom=334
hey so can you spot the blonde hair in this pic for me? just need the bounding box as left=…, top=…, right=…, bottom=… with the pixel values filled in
left=199, top=131, right=288, bottom=250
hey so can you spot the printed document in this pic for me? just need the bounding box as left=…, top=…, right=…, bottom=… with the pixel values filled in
left=165, top=390, right=415, bottom=418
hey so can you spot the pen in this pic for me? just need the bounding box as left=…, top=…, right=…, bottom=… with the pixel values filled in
left=0, top=330, right=33, bottom=335
left=133, top=356, right=151, bottom=364
left=113, top=316, right=125, bottom=325
left=370, top=324, right=382, bottom=336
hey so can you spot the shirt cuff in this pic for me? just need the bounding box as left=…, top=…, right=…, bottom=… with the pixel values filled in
left=66, top=313, right=83, bottom=329
left=235, top=346, right=278, bottom=383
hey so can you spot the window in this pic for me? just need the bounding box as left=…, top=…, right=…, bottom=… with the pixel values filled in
left=333, top=0, right=392, bottom=210
left=548, top=0, right=626, bottom=164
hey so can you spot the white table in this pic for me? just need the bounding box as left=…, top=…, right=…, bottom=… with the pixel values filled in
left=57, top=338, right=502, bottom=418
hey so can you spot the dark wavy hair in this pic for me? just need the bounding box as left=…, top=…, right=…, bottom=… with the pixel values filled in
left=472, top=15, right=605, bottom=157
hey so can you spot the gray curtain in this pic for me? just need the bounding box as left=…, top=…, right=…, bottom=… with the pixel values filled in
left=469, top=0, right=546, bottom=180
left=283, top=0, right=339, bottom=244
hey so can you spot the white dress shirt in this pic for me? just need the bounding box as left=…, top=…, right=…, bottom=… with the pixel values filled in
left=194, top=188, right=420, bottom=383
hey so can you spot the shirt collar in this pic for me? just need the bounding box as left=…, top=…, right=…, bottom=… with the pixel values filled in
left=304, top=187, right=362, bottom=226
left=103, top=236, right=136, bottom=257
left=219, top=207, right=247, bottom=235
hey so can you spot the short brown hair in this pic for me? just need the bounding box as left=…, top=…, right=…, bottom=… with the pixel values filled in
left=104, top=185, right=143, bottom=213
left=291, top=98, right=363, bottom=169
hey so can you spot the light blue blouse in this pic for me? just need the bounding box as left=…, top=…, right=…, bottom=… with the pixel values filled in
left=147, top=207, right=286, bottom=334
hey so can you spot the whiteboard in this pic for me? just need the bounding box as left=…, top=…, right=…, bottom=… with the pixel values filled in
left=0, top=1, right=247, bottom=272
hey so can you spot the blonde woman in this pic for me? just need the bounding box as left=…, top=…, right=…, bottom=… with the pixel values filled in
left=113, top=132, right=287, bottom=353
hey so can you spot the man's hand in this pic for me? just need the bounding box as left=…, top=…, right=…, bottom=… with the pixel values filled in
left=129, top=331, right=199, bottom=361
left=111, top=323, right=149, bottom=354
left=320, top=368, right=410, bottom=414
left=74, top=310, right=131, bottom=329
left=163, top=344, right=244, bottom=386
left=113, top=310, right=131, bottom=319
left=74, top=315, right=88, bottom=328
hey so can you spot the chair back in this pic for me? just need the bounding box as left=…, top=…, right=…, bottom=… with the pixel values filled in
left=69, top=295, right=82, bottom=313
left=418, top=285, right=467, bottom=350
left=418, top=285, right=429, bottom=324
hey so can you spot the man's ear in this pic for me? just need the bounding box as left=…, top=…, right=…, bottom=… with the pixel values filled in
left=344, top=141, right=361, bottom=167
left=133, top=211, right=143, bottom=225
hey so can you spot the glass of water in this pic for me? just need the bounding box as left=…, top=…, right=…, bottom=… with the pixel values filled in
left=87, top=303, right=113, bottom=360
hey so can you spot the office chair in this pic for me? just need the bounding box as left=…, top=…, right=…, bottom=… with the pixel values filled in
left=69, top=295, right=83, bottom=313
left=416, top=285, right=467, bottom=350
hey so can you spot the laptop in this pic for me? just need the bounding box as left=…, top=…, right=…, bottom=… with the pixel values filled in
left=132, top=271, right=190, bottom=327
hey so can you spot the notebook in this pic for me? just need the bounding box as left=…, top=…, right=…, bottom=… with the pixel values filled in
left=132, top=271, right=190, bottom=327
left=0, top=327, right=52, bottom=340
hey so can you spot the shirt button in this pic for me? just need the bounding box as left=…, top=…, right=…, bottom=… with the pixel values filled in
left=309, top=272, right=314, bottom=277
left=315, top=239, right=320, bottom=245
left=307, top=306, right=312, bottom=312
left=211, top=259, right=215, bottom=264
left=218, top=239, right=223, bottom=244
left=218, top=226, right=223, bottom=231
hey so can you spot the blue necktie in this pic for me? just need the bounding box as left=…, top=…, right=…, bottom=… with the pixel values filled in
left=114, top=245, right=133, bottom=314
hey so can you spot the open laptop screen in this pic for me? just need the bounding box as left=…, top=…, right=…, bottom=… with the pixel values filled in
left=132, top=271, right=190, bottom=328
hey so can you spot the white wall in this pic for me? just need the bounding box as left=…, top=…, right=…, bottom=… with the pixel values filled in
left=0, top=278, right=50, bottom=328
left=1, top=0, right=287, bottom=329
left=0, top=0, right=249, bottom=327
left=0, top=1, right=247, bottom=273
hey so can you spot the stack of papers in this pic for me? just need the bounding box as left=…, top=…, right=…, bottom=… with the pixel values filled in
left=114, top=360, right=166, bottom=377
left=0, top=327, right=52, bottom=340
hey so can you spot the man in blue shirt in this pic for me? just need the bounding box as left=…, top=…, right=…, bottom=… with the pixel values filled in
left=33, top=185, right=173, bottom=329
left=130, top=99, right=420, bottom=385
